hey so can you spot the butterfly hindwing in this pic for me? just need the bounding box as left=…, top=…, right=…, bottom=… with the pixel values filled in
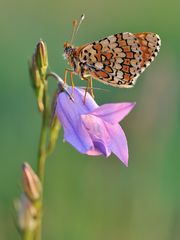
left=134, top=32, right=161, bottom=73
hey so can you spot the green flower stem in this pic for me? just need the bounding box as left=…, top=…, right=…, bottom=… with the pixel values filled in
left=38, top=102, right=48, bottom=184
left=24, top=41, right=54, bottom=240
left=23, top=229, right=34, bottom=240
left=35, top=80, right=49, bottom=240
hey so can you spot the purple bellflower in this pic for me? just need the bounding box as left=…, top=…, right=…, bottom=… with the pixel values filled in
left=56, top=87, right=135, bottom=166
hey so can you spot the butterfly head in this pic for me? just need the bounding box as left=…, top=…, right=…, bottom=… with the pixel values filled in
left=64, top=42, right=75, bottom=67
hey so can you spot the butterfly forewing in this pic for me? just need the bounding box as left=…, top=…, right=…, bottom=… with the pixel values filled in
left=78, top=32, right=161, bottom=87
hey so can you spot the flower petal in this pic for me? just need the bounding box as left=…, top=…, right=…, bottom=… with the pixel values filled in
left=81, top=114, right=111, bottom=157
left=69, top=87, right=98, bottom=112
left=89, top=102, right=136, bottom=124
left=56, top=88, right=97, bottom=153
left=86, top=149, right=102, bottom=156
left=105, top=122, right=129, bottom=166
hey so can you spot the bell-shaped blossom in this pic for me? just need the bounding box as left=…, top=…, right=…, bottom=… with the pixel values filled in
left=55, top=87, right=135, bottom=166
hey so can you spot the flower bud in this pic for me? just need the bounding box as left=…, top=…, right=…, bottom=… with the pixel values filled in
left=28, top=55, right=44, bottom=112
left=36, top=83, right=44, bottom=112
left=14, top=193, right=38, bottom=231
left=22, top=162, right=42, bottom=201
left=29, top=55, right=41, bottom=89
left=35, top=40, right=48, bottom=77
left=47, top=91, right=61, bottom=153
left=48, top=115, right=61, bottom=154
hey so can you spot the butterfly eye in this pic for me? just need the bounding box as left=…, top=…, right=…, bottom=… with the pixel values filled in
left=65, top=46, right=73, bottom=55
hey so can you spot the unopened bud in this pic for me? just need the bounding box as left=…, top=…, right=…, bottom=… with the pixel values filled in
left=14, top=194, right=38, bottom=231
left=48, top=115, right=61, bottom=154
left=22, top=162, right=42, bottom=201
left=29, top=55, right=41, bottom=89
left=37, top=83, right=44, bottom=112
left=29, top=55, right=44, bottom=112
left=35, top=40, right=48, bottom=77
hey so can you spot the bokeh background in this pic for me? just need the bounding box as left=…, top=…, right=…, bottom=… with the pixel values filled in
left=0, top=0, right=180, bottom=239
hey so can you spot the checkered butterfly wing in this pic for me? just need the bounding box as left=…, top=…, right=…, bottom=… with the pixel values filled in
left=78, top=32, right=161, bottom=87
left=134, top=32, right=161, bottom=73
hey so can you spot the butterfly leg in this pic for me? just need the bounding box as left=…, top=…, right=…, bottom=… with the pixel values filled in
left=69, top=71, right=75, bottom=90
left=89, top=76, right=94, bottom=99
left=63, top=68, right=75, bottom=100
left=80, top=75, right=88, bottom=103
left=64, top=68, right=75, bottom=89
left=82, top=76, right=94, bottom=103
left=63, top=68, right=68, bottom=84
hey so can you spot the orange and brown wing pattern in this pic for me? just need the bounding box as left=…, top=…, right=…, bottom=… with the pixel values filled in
left=134, top=32, right=161, bottom=73
left=78, top=32, right=142, bottom=87
left=77, top=32, right=161, bottom=87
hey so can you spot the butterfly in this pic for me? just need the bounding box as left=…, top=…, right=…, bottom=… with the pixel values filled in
left=63, top=15, right=161, bottom=99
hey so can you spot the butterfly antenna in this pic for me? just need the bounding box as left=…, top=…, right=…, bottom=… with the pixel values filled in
left=70, top=14, right=85, bottom=44
left=70, top=19, right=78, bottom=44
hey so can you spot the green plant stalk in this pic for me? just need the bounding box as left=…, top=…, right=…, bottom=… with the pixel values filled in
left=38, top=102, right=48, bottom=183
left=23, top=229, right=34, bottom=240
left=35, top=80, right=49, bottom=240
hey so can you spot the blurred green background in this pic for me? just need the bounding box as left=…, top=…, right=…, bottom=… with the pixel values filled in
left=0, top=0, right=180, bottom=239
